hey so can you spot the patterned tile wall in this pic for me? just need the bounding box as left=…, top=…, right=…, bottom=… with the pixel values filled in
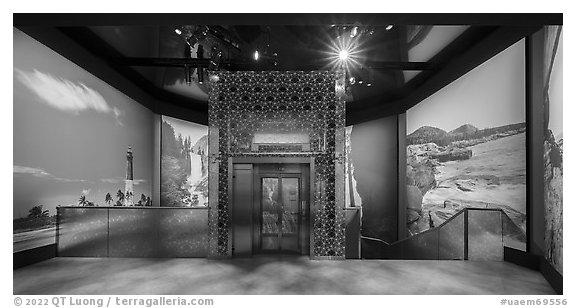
left=207, top=71, right=346, bottom=259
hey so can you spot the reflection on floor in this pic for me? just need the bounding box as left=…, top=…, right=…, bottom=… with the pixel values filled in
left=13, top=257, right=554, bottom=295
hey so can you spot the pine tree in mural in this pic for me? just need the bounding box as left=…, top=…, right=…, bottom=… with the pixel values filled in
left=161, top=120, right=192, bottom=207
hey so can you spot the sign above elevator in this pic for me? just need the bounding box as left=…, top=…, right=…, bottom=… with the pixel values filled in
left=252, top=133, right=311, bottom=152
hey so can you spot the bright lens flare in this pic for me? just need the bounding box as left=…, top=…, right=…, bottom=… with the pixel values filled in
left=318, top=33, right=365, bottom=73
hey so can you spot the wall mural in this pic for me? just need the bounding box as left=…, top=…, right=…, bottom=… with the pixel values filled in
left=543, top=26, right=562, bottom=274
left=344, top=127, right=362, bottom=208
left=406, top=39, right=527, bottom=250
left=345, top=116, right=399, bottom=245
left=13, top=28, right=154, bottom=252
left=160, top=116, right=208, bottom=207
left=208, top=71, right=346, bottom=259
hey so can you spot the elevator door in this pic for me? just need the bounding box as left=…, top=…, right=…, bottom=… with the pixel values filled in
left=259, top=175, right=301, bottom=253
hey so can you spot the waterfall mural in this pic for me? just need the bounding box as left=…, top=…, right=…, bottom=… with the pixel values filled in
left=160, top=116, right=208, bottom=207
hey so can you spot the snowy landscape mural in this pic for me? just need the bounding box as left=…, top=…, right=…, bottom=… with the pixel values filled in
left=13, top=28, right=154, bottom=251
left=160, top=116, right=208, bottom=207
left=406, top=39, right=527, bottom=250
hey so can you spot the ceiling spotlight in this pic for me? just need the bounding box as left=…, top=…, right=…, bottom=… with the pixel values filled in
left=385, top=25, right=394, bottom=31
left=254, top=50, right=260, bottom=61
left=197, top=67, right=204, bottom=84
left=184, top=65, right=192, bottom=85
left=349, top=77, right=356, bottom=85
left=350, top=27, right=358, bottom=38
left=358, top=80, right=363, bottom=85
left=209, top=74, right=220, bottom=83
left=338, top=50, right=349, bottom=61
left=175, top=28, right=182, bottom=35
left=366, top=83, right=372, bottom=87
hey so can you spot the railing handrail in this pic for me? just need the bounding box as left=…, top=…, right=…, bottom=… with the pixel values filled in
left=362, top=207, right=511, bottom=247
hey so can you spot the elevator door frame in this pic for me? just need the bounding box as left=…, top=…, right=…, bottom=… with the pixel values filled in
left=230, top=156, right=314, bottom=258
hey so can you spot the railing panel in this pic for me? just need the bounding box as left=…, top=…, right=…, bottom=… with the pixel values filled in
left=468, top=210, right=503, bottom=261
left=158, top=208, right=208, bottom=257
left=57, top=207, right=209, bottom=258
left=57, top=208, right=108, bottom=257
left=439, top=213, right=465, bottom=260
left=403, top=229, right=439, bottom=260
left=108, top=208, right=160, bottom=257
left=502, top=213, right=526, bottom=251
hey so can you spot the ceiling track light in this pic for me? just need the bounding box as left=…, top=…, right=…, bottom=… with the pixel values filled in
left=175, top=28, right=182, bottom=35
left=197, top=44, right=205, bottom=85
left=350, top=26, right=358, bottom=38
left=254, top=50, right=260, bottom=61
left=385, top=24, right=394, bottom=31
left=197, top=67, right=204, bottom=84
left=184, top=65, right=192, bottom=85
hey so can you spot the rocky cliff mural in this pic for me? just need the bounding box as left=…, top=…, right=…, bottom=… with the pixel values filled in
left=543, top=26, right=562, bottom=274
left=160, top=116, right=208, bottom=207
left=406, top=38, right=527, bottom=250
left=406, top=124, right=527, bottom=249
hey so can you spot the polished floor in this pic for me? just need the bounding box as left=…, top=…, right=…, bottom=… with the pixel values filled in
left=14, top=257, right=555, bottom=295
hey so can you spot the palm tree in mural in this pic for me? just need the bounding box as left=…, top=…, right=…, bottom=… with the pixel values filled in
left=27, top=205, right=50, bottom=218
left=116, top=189, right=125, bottom=206
left=78, top=195, right=87, bottom=207
left=105, top=192, right=113, bottom=206
left=139, top=194, right=147, bottom=207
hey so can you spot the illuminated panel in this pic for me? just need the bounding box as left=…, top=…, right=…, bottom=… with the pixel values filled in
left=57, top=207, right=108, bottom=257
left=468, top=210, right=503, bottom=261
left=438, top=213, right=465, bottom=260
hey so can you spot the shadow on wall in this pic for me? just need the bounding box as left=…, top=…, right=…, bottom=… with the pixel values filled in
left=349, top=116, right=398, bottom=243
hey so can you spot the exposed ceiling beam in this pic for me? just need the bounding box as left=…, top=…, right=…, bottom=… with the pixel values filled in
left=114, top=58, right=213, bottom=68
left=115, top=57, right=435, bottom=71
left=14, top=13, right=563, bottom=27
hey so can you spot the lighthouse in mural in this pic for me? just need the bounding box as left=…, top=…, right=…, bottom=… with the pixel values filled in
left=125, top=146, right=134, bottom=206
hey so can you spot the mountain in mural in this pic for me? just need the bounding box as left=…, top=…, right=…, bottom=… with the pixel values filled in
left=407, top=126, right=450, bottom=146
left=407, top=122, right=527, bottom=250
left=449, top=124, right=479, bottom=136
left=408, top=122, right=525, bottom=147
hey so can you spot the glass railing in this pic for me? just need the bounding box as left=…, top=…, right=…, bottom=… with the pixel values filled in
left=57, top=207, right=209, bottom=258
left=361, top=208, right=525, bottom=260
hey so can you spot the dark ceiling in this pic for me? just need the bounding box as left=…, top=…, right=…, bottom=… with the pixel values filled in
left=14, top=13, right=562, bottom=125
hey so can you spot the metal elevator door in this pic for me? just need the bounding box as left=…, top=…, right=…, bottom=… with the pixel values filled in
left=258, top=175, right=302, bottom=253
left=232, top=163, right=309, bottom=257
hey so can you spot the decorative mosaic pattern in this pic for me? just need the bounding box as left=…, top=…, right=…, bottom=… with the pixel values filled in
left=207, top=71, right=346, bottom=259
